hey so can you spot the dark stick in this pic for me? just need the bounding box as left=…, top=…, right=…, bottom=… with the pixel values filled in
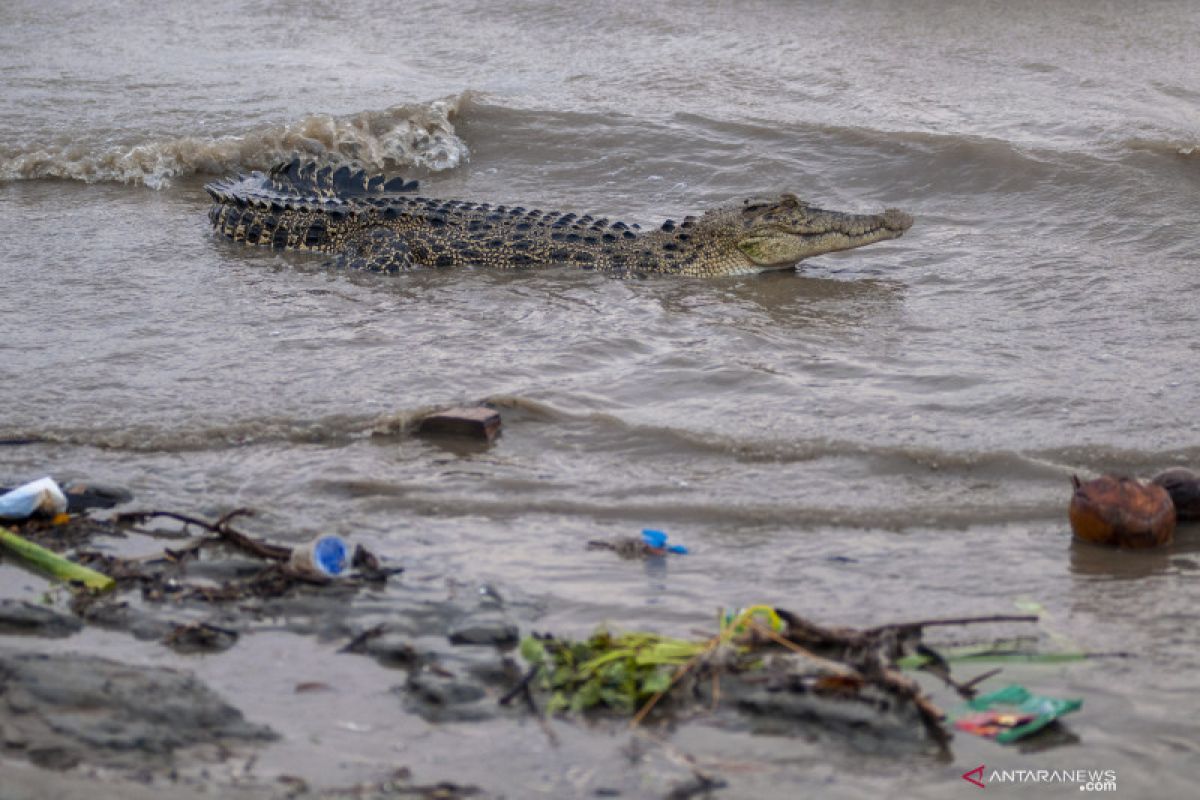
left=214, top=508, right=255, bottom=528
left=116, top=509, right=223, bottom=531
left=498, top=664, right=558, bottom=745
left=915, top=644, right=990, bottom=700
left=115, top=508, right=292, bottom=561
left=499, top=664, right=541, bottom=707
left=959, top=668, right=1003, bottom=693
left=338, top=624, right=386, bottom=654
left=213, top=509, right=292, bottom=561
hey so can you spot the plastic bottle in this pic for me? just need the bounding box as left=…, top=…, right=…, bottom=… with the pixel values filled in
left=288, top=534, right=349, bottom=577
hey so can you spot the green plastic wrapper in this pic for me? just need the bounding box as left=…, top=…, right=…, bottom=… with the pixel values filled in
left=951, top=684, right=1082, bottom=743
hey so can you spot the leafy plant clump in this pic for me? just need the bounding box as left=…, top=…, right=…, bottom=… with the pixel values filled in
left=513, top=607, right=1081, bottom=752
left=517, top=608, right=785, bottom=716
left=519, top=629, right=706, bottom=715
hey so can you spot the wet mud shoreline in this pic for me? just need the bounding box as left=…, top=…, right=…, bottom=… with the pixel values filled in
left=1, top=500, right=529, bottom=797
left=1, top=491, right=1124, bottom=800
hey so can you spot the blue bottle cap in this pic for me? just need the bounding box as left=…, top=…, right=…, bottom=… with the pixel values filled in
left=641, top=529, right=688, bottom=555
left=641, top=529, right=667, bottom=548
left=313, top=535, right=348, bottom=576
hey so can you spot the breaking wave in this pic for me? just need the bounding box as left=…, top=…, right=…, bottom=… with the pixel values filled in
left=0, top=95, right=469, bottom=189
left=1123, top=136, right=1200, bottom=159
left=0, top=410, right=423, bottom=452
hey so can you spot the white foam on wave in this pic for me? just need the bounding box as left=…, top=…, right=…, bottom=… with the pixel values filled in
left=0, top=95, right=469, bottom=189
left=1122, top=136, right=1200, bottom=159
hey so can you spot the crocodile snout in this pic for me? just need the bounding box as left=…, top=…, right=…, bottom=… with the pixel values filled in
left=882, top=208, right=914, bottom=232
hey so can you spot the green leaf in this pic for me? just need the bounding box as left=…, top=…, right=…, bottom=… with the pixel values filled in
left=640, top=668, right=673, bottom=696
left=547, top=692, right=569, bottom=714
left=601, top=689, right=635, bottom=713
left=581, top=647, right=636, bottom=675
left=519, top=637, right=547, bottom=665
left=638, top=640, right=702, bottom=665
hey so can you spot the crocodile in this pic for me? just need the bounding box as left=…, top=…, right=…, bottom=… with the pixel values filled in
left=206, top=159, right=912, bottom=277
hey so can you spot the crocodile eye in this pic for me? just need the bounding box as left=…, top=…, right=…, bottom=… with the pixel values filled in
left=778, top=193, right=807, bottom=209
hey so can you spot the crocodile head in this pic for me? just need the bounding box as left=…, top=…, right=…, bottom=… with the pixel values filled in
left=703, top=194, right=913, bottom=272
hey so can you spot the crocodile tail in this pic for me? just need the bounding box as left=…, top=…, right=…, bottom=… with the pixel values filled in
left=266, top=157, right=420, bottom=198
left=203, top=158, right=419, bottom=212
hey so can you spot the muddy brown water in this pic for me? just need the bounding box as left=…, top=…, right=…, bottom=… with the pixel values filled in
left=2, top=1, right=1200, bottom=797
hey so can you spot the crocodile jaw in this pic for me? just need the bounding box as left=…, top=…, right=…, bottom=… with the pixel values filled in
left=736, top=208, right=914, bottom=270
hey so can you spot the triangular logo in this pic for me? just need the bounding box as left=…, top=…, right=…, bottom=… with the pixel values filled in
left=961, top=764, right=986, bottom=788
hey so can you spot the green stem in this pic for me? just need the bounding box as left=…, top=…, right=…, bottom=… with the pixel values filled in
left=0, top=525, right=115, bottom=592
left=896, top=650, right=1089, bottom=668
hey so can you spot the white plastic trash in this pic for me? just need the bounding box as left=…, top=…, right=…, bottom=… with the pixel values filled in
left=288, top=534, right=349, bottom=577
left=0, top=477, right=68, bottom=521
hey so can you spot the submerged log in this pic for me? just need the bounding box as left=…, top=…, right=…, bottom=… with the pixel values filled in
left=1068, top=475, right=1174, bottom=548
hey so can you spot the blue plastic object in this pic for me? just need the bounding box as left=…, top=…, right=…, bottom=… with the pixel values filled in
left=641, top=528, right=688, bottom=555
left=312, top=535, right=348, bottom=575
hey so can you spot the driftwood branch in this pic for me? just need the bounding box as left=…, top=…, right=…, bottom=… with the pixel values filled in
left=116, top=508, right=292, bottom=561
left=764, top=608, right=1050, bottom=753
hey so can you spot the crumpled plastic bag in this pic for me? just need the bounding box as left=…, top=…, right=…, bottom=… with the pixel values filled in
left=0, top=477, right=68, bottom=521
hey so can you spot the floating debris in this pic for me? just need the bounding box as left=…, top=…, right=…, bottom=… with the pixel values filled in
left=513, top=607, right=1042, bottom=750
left=519, top=629, right=707, bottom=715
left=1151, top=467, right=1200, bottom=520
left=1068, top=474, right=1174, bottom=548
left=288, top=533, right=349, bottom=578
left=0, top=525, right=115, bottom=591
left=417, top=406, right=502, bottom=442
left=587, top=528, right=689, bottom=559
left=950, top=684, right=1082, bottom=743
left=640, top=528, right=688, bottom=554
left=51, top=508, right=405, bottom=641
left=0, top=477, right=67, bottom=521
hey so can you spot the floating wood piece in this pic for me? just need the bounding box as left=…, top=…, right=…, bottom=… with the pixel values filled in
left=417, top=406, right=501, bottom=442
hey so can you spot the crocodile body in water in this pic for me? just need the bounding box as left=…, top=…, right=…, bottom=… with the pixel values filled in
left=206, top=159, right=912, bottom=277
